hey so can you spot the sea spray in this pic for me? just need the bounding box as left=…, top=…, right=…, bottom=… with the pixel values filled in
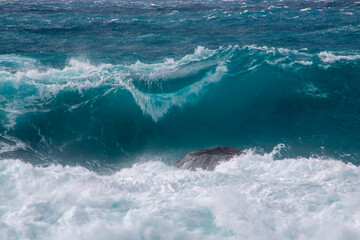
left=1, top=146, right=360, bottom=240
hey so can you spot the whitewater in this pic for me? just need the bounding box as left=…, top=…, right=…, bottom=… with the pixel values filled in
left=1, top=146, right=360, bottom=240
left=1, top=0, right=360, bottom=239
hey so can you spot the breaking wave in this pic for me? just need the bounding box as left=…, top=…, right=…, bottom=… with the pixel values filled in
left=1, top=45, right=360, bottom=165
left=1, top=146, right=360, bottom=240
left=1, top=45, right=359, bottom=123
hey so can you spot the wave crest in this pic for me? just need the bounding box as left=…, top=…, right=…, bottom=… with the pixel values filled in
left=0, top=45, right=359, bottom=124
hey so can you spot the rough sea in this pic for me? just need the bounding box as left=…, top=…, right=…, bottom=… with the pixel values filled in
left=1, top=0, right=360, bottom=239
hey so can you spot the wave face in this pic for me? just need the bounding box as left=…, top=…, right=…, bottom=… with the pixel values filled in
left=1, top=148, right=360, bottom=240
left=1, top=44, right=360, bottom=167
left=1, top=0, right=360, bottom=167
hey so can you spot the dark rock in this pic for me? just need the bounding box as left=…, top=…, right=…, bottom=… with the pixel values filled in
left=173, top=146, right=242, bottom=171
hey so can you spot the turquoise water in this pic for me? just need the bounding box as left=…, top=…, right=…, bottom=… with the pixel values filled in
left=1, top=0, right=360, bottom=239
left=1, top=0, right=360, bottom=167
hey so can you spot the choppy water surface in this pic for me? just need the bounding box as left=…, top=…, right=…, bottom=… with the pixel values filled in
left=1, top=0, right=360, bottom=239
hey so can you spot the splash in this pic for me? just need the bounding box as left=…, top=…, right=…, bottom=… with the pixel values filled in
left=1, top=146, right=360, bottom=239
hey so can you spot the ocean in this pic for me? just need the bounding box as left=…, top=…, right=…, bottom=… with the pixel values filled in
left=1, top=0, right=360, bottom=239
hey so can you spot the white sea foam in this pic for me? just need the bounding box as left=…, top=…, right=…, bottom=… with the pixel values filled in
left=244, top=45, right=312, bottom=57
left=0, top=134, right=27, bottom=154
left=1, top=146, right=360, bottom=240
left=289, top=60, right=313, bottom=66
left=124, top=46, right=217, bottom=82
left=318, top=51, right=360, bottom=63
left=127, top=63, right=227, bottom=121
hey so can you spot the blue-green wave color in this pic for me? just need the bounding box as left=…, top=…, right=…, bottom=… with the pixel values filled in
left=1, top=0, right=360, bottom=170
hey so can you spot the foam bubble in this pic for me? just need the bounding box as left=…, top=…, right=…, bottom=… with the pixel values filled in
left=1, top=146, right=360, bottom=239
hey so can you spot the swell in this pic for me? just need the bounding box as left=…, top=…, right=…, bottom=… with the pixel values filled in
left=1, top=45, right=360, bottom=167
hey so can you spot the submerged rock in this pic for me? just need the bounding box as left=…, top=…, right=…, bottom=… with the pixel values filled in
left=173, top=146, right=242, bottom=171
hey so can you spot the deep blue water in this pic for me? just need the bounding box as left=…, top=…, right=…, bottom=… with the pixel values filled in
left=1, top=0, right=360, bottom=170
